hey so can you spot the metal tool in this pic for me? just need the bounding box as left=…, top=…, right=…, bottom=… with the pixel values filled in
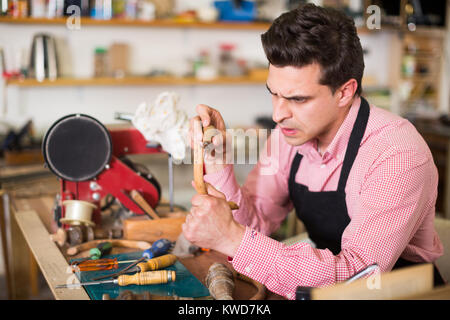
left=71, top=257, right=143, bottom=272
left=345, top=263, right=379, bottom=284
left=70, top=241, right=113, bottom=268
left=55, top=270, right=176, bottom=289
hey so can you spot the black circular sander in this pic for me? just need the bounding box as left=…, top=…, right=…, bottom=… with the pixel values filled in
left=43, top=114, right=112, bottom=182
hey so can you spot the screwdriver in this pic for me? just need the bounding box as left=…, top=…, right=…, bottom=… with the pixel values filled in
left=142, top=238, right=173, bottom=259
left=56, top=270, right=176, bottom=289
left=72, top=241, right=113, bottom=268
left=71, top=258, right=141, bottom=272
left=89, top=242, right=112, bottom=260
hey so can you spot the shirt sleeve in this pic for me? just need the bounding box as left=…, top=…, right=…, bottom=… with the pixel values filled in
left=204, top=128, right=294, bottom=236
left=229, top=148, right=439, bottom=300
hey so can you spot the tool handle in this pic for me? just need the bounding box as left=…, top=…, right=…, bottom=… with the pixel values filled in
left=130, top=190, right=160, bottom=219
left=118, top=270, right=176, bottom=286
left=67, top=239, right=151, bottom=256
left=89, top=241, right=113, bottom=260
left=142, top=238, right=173, bottom=259
left=74, top=258, right=119, bottom=272
left=137, top=254, right=177, bottom=272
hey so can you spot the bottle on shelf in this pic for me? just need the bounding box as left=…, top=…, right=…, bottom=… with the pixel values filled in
left=94, top=47, right=108, bottom=77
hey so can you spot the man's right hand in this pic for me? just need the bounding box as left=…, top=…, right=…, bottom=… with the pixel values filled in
left=189, top=104, right=230, bottom=175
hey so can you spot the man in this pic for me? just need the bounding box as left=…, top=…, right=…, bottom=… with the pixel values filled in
left=182, top=4, right=444, bottom=299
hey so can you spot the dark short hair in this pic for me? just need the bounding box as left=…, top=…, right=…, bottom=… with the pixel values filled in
left=261, top=4, right=364, bottom=96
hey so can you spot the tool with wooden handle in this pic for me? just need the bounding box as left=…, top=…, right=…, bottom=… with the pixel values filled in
left=66, top=239, right=151, bottom=256
left=55, top=270, right=176, bottom=289
left=130, top=189, right=160, bottom=220
left=132, top=254, right=177, bottom=273
left=71, top=257, right=143, bottom=272
left=194, top=122, right=239, bottom=210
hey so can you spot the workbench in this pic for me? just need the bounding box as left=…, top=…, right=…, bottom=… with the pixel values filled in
left=3, top=165, right=449, bottom=300
left=2, top=173, right=282, bottom=300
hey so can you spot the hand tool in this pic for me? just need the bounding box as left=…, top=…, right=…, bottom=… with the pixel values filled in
left=130, top=189, right=160, bottom=219
left=173, top=122, right=239, bottom=257
left=66, top=239, right=151, bottom=256
left=91, top=257, right=146, bottom=281
left=70, top=241, right=114, bottom=267
left=71, top=257, right=142, bottom=272
left=55, top=270, right=176, bottom=289
left=142, top=238, right=173, bottom=259
left=89, top=241, right=112, bottom=260
left=128, top=254, right=177, bottom=273
left=344, top=263, right=379, bottom=284
left=76, top=254, right=177, bottom=273
left=193, top=123, right=239, bottom=209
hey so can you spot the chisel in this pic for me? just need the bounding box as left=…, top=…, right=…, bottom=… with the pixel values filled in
left=56, top=270, right=176, bottom=289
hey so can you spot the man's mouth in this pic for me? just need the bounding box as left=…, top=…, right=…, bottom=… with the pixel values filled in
left=280, top=127, right=299, bottom=136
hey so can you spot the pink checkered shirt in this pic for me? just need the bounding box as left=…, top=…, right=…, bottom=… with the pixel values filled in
left=204, top=97, right=444, bottom=300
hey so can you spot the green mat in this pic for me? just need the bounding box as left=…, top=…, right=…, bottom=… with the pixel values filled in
left=71, top=251, right=210, bottom=300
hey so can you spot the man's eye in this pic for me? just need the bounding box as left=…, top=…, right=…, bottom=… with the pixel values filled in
left=291, top=98, right=305, bottom=103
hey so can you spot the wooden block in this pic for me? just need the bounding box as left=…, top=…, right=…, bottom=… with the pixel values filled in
left=122, top=213, right=186, bottom=243
left=310, top=264, right=434, bottom=300
left=404, top=284, right=450, bottom=300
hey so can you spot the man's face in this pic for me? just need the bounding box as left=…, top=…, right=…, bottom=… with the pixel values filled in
left=267, top=63, right=341, bottom=147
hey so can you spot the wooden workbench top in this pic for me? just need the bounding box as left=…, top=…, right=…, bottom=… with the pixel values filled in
left=11, top=193, right=282, bottom=300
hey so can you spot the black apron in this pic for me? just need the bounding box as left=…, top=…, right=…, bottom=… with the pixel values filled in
left=288, top=97, right=444, bottom=287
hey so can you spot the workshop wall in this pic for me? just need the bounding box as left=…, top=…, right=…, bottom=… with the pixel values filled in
left=0, top=24, right=396, bottom=136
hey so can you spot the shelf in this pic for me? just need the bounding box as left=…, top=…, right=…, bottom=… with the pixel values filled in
left=0, top=16, right=271, bottom=30
left=5, top=73, right=268, bottom=87
left=0, top=17, right=379, bottom=34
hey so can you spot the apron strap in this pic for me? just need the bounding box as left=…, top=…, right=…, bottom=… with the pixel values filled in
left=288, top=152, right=303, bottom=190
left=337, top=97, right=370, bottom=192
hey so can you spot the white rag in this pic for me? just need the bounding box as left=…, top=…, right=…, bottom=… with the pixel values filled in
left=132, top=92, right=189, bottom=161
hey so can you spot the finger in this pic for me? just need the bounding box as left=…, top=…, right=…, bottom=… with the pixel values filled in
left=196, top=104, right=212, bottom=127
left=191, top=194, right=208, bottom=207
left=205, top=182, right=226, bottom=200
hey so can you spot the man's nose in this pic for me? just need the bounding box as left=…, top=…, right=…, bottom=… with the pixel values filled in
left=272, top=97, right=291, bottom=123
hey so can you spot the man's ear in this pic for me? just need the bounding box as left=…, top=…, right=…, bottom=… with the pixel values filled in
left=336, top=78, right=358, bottom=108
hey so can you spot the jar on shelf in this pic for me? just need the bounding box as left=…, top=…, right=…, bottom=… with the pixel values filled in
left=94, top=47, right=108, bottom=77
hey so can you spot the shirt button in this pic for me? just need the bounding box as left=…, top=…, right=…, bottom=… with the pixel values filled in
left=245, top=266, right=251, bottom=273
left=320, top=164, right=326, bottom=169
left=287, top=293, right=292, bottom=299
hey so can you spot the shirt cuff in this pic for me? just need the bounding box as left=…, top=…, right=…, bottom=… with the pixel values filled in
left=204, top=164, right=240, bottom=197
left=230, top=226, right=282, bottom=285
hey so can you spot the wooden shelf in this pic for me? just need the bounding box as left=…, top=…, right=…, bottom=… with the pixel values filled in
left=0, top=17, right=380, bottom=34
left=5, top=73, right=268, bottom=87
left=0, top=16, right=271, bottom=30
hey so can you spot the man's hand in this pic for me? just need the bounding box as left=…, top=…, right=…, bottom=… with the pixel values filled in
left=182, top=182, right=245, bottom=257
left=189, top=104, right=231, bottom=174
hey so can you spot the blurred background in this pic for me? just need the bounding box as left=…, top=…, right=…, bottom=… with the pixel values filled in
left=0, top=0, right=449, bottom=299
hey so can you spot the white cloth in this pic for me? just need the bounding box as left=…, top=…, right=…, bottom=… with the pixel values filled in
left=132, top=92, right=189, bottom=161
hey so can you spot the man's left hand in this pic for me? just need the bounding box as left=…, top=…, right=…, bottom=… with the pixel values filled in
left=182, top=182, right=245, bottom=257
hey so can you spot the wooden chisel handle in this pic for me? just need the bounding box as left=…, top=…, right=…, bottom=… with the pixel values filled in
left=130, top=190, right=160, bottom=219
left=136, top=254, right=177, bottom=272
left=67, top=239, right=151, bottom=256
left=193, top=121, right=239, bottom=210
left=118, top=270, right=176, bottom=286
